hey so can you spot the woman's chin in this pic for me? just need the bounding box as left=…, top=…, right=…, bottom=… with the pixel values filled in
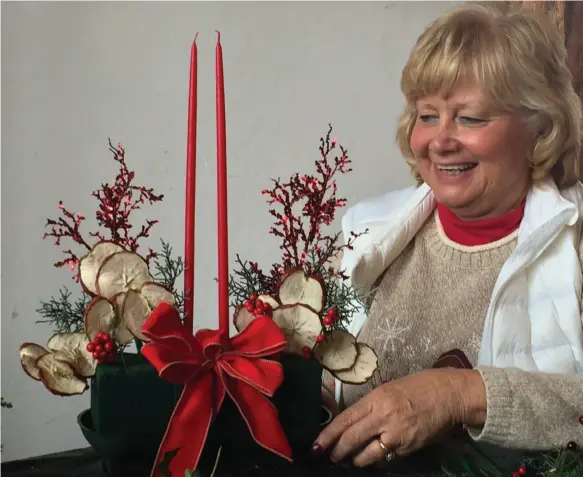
left=428, top=171, right=482, bottom=209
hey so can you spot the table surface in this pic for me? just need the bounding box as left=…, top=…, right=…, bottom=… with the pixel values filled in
left=1, top=447, right=437, bottom=477
left=1, top=439, right=524, bottom=477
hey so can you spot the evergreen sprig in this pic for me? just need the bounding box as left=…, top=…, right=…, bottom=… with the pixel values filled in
left=228, top=255, right=275, bottom=308
left=151, top=239, right=186, bottom=318
left=321, top=270, right=374, bottom=331
left=433, top=445, right=583, bottom=477
left=35, top=287, right=91, bottom=333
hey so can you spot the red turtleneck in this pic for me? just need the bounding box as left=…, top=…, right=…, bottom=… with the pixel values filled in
left=436, top=200, right=526, bottom=246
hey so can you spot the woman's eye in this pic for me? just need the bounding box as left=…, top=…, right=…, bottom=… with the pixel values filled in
left=418, top=114, right=438, bottom=124
left=458, top=116, right=487, bottom=125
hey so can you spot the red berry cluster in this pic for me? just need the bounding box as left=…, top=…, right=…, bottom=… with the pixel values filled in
left=312, top=308, right=340, bottom=346
left=323, top=307, right=339, bottom=326
left=244, top=294, right=273, bottom=318
left=511, top=465, right=527, bottom=477
left=86, top=332, right=116, bottom=364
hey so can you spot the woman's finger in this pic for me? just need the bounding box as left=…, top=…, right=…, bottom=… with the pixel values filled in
left=314, top=399, right=372, bottom=453
left=352, top=432, right=397, bottom=467
left=329, top=413, right=383, bottom=463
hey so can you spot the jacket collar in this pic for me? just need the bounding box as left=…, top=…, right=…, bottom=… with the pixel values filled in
left=347, top=177, right=579, bottom=292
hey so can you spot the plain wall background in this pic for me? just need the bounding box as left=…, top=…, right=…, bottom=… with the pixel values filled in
left=1, top=0, right=458, bottom=462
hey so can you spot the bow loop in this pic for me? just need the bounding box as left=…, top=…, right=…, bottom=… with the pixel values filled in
left=219, top=357, right=283, bottom=397
left=142, top=302, right=202, bottom=357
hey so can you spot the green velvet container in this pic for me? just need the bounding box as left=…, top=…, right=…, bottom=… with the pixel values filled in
left=79, top=351, right=323, bottom=476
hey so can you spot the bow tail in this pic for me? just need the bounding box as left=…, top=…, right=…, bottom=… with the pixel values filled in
left=223, top=374, right=293, bottom=462
left=151, top=373, right=226, bottom=477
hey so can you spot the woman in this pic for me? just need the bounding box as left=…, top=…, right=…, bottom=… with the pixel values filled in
left=314, top=2, right=583, bottom=467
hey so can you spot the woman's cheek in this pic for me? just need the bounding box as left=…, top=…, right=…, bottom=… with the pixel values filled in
left=409, top=126, right=427, bottom=157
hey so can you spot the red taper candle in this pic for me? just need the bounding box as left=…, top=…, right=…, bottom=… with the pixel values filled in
left=184, top=35, right=198, bottom=332
left=215, top=32, right=229, bottom=338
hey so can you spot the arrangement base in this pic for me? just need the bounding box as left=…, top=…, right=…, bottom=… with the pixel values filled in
left=80, top=352, right=323, bottom=476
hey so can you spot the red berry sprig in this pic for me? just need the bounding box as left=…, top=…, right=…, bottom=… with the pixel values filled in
left=244, top=294, right=273, bottom=318
left=43, top=140, right=163, bottom=276
left=86, top=332, right=116, bottom=365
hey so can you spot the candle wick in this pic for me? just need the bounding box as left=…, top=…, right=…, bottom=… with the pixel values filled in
left=215, top=30, right=221, bottom=42
left=194, top=32, right=199, bottom=43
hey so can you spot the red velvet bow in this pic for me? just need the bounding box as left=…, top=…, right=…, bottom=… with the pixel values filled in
left=141, top=302, right=293, bottom=477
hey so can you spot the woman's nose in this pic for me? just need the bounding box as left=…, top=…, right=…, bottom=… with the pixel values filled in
left=429, top=123, right=458, bottom=154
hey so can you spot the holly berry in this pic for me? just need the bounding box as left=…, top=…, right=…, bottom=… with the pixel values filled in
left=88, top=331, right=116, bottom=365
left=301, top=346, right=312, bottom=359
left=316, top=334, right=324, bottom=344
left=250, top=293, right=257, bottom=302
left=518, top=466, right=527, bottom=475
left=512, top=473, right=519, bottom=477
left=567, top=441, right=578, bottom=451
left=323, top=317, right=332, bottom=326
left=579, top=415, right=583, bottom=425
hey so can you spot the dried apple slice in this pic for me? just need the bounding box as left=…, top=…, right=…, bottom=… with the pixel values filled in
left=123, top=289, right=152, bottom=341
left=96, top=251, right=152, bottom=300
left=140, top=282, right=175, bottom=309
left=278, top=269, right=325, bottom=313
left=110, top=292, right=134, bottom=344
left=233, top=305, right=255, bottom=333
left=78, top=241, right=125, bottom=295
left=332, top=343, right=378, bottom=384
left=258, top=295, right=279, bottom=310
left=47, top=332, right=96, bottom=378
left=111, top=292, right=127, bottom=316
left=19, top=343, right=48, bottom=380
left=84, top=297, right=116, bottom=340
left=35, top=354, right=88, bottom=396
left=313, top=329, right=358, bottom=372
left=272, top=304, right=323, bottom=355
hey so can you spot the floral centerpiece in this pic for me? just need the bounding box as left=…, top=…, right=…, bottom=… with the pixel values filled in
left=18, top=126, right=379, bottom=477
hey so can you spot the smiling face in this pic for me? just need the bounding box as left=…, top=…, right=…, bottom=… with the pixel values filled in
left=409, top=84, right=533, bottom=221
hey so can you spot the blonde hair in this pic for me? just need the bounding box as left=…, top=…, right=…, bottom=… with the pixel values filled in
left=396, top=2, right=582, bottom=188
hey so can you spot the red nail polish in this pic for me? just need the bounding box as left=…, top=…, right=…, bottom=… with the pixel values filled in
left=311, top=443, right=323, bottom=455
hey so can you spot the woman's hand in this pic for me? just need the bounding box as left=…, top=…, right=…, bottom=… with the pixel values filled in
left=312, top=369, right=487, bottom=467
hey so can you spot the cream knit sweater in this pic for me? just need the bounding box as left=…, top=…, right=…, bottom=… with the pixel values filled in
left=325, top=212, right=583, bottom=450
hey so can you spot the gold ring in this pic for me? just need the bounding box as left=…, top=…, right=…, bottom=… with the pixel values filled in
left=377, top=438, right=395, bottom=462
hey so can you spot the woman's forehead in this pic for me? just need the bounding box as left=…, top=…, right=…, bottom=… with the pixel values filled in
left=416, top=85, right=491, bottom=108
